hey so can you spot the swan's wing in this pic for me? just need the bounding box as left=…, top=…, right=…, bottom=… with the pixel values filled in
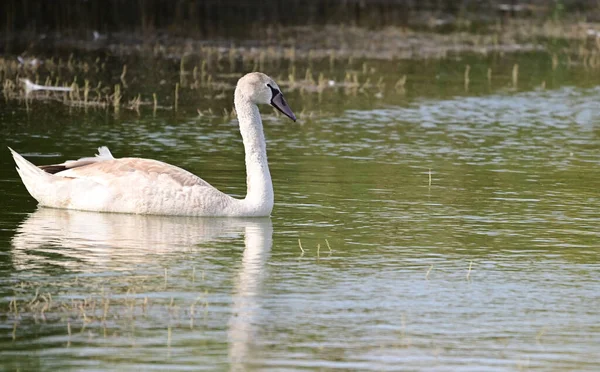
left=45, top=148, right=211, bottom=188
left=55, top=157, right=212, bottom=188
left=39, top=146, right=115, bottom=174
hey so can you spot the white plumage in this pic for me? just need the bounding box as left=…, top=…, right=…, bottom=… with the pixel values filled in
left=9, top=72, right=296, bottom=216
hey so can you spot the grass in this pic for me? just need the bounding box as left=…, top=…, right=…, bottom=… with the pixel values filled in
left=1, top=269, right=217, bottom=343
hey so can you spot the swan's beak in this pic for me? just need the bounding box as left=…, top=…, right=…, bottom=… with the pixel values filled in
left=271, top=93, right=297, bottom=122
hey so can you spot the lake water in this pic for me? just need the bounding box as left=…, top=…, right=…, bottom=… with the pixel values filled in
left=0, top=50, right=599, bottom=370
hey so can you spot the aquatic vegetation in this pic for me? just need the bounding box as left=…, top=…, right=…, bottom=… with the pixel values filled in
left=1, top=272, right=213, bottom=342
left=0, top=19, right=599, bottom=117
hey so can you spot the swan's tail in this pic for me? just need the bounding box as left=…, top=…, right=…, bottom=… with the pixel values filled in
left=9, top=147, right=54, bottom=204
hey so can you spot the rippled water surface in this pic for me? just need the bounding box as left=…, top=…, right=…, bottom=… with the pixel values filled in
left=1, top=53, right=599, bottom=371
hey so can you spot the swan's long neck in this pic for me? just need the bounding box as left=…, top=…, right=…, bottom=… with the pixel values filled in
left=234, top=93, right=274, bottom=215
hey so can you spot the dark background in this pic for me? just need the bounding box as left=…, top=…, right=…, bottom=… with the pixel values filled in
left=2, top=0, right=599, bottom=38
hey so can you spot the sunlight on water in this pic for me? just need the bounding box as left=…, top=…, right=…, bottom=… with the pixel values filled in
left=1, top=56, right=599, bottom=370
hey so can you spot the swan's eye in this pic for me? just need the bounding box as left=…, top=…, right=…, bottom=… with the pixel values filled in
left=266, top=83, right=280, bottom=98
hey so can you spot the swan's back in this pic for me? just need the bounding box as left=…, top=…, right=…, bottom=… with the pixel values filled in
left=10, top=148, right=239, bottom=216
left=56, top=158, right=211, bottom=188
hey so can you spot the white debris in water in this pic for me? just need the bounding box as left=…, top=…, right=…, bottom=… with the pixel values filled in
left=20, top=79, right=73, bottom=96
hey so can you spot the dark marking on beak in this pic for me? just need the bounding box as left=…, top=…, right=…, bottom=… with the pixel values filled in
left=268, top=84, right=296, bottom=122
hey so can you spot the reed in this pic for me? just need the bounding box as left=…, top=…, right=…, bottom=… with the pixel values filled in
left=426, top=265, right=433, bottom=279
left=84, top=80, right=89, bottom=105
left=180, top=56, right=186, bottom=86
left=174, top=83, right=179, bottom=112
left=129, top=94, right=141, bottom=114
left=395, top=75, right=407, bottom=92
left=120, top=64, right=128, bottom=87
left=113, top=84, right=121, bottom=113
left=153, top=93, right=157, bottom=116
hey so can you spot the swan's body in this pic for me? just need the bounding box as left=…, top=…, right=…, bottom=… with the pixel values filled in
left=9, top=72, right=296, bottom=217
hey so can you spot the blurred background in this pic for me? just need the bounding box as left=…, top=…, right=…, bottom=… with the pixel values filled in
left=2, top=0, right=600, bottom=37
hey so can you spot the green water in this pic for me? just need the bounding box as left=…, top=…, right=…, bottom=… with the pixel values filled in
left=1, top=50, right=599, bottom=370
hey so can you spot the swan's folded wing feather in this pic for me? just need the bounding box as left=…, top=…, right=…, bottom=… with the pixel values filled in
left=39, top=146, right=115, bottom=174
left=55, top=158, right=212, bottom=188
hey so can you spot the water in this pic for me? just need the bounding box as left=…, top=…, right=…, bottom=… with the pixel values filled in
left=1, top=51, right=599, bottom=371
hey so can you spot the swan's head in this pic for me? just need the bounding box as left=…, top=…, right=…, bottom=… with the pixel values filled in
left=236, top=72, right=296, bottom=122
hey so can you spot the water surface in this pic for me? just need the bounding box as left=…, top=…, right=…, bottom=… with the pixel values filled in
left=1, top=52, right=599, bottom=371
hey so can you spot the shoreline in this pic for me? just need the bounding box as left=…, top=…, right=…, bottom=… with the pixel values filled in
left=2, top=19, right=599, bottom=61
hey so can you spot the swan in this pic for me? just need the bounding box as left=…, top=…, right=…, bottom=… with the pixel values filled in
left=9, top=72, right=296, bottom=217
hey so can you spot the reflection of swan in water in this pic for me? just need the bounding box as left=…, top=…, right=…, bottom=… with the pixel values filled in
left=11, top=207, right=272, bottom=271
left=12, top=207, right=272, bottom=364
left=228, top=214, right=272, bottom=369
left=11, top=207, right=272, bottom=366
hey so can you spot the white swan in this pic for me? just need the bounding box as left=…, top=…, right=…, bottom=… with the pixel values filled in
left=9, top=72, right=296, bottom=217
